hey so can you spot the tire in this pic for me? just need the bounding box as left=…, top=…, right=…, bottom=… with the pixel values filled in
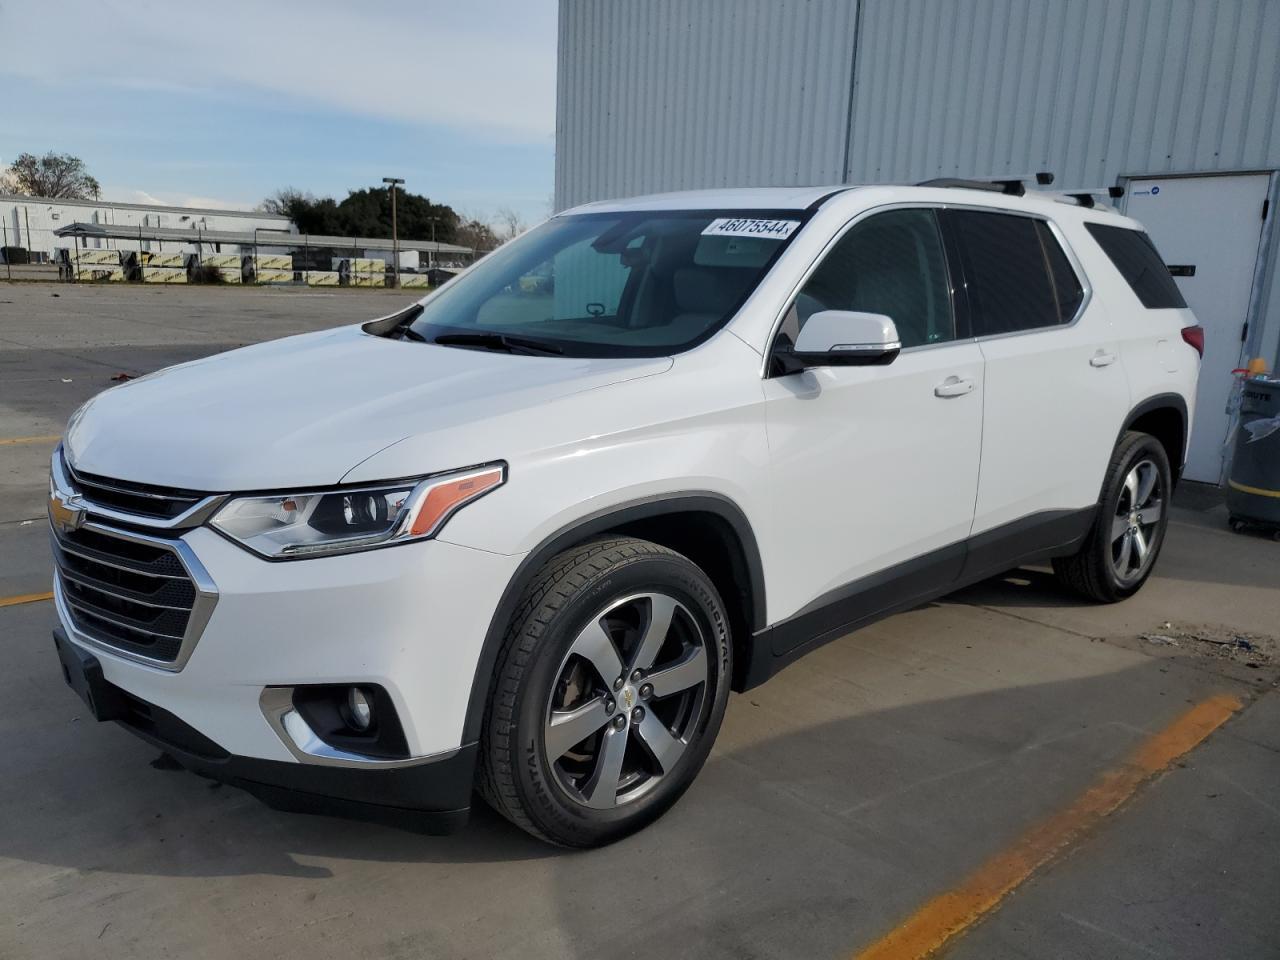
left=476, top=537, right=732, bottom=847
left=1053, top=430, right=1172, bottom=603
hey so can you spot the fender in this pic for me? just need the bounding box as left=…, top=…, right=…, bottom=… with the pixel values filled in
left=460, top=491, right=767, bottom=743
left=1120, top=392, right=1189, bottom=479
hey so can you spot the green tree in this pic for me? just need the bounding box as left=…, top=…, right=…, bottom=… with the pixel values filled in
left=5, top=152, right=100, bottom=199
left=259, top=188, right=342, bottom=235
left=262, top=186, right=462, bottom=243
left=335, top=187, right=460, bottom=244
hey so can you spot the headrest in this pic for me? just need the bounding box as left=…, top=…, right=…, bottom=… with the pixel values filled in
left=673, top=267, right=752, bottom=316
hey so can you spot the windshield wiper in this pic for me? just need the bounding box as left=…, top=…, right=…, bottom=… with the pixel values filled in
left=432, top=332, right=564, bottom=356
left=399, top=326, right=430, bottom=343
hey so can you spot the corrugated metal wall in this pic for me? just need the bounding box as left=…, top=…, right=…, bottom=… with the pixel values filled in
left=845, top=0, right=1280, bottom=185
left=554, top=0, right=860, bottom=210
left=556, top=0, right=1280, bottom=366
left=558, top=0, right=1280, bottom=200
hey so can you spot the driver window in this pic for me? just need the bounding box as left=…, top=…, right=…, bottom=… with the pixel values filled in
left=785, top=208, right=955, bottom=349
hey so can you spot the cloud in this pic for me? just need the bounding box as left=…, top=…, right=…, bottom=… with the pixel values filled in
left=0, top=0, right=557, bottom=143
left=102, top=186, right=256, bottom=211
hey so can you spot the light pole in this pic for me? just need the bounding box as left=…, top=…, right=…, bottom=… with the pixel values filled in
left=382, top=176, right=404, bottom=288
left=426, top=215, right=440, bottom=266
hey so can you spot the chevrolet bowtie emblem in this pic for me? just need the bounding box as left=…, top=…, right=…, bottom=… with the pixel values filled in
left=49, top=490, right=86, bottom=535
left=622, top=687, right=635, bottom=709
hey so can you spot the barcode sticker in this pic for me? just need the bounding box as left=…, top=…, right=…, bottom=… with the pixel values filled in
left=701, top=218, right=801, bottom=239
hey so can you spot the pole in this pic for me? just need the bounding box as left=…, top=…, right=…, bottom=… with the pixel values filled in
left=2, top=219, right=10, bottom=280
left=381, top=176, right=404, bottom=289
left=391, top=184, right=399, bottom=288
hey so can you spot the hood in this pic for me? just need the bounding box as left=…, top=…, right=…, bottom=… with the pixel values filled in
left=65, top=325, right=671, bottom=490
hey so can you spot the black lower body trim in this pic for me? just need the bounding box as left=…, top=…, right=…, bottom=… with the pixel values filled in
left=54, top=628, right=475, bottom=834
left=741, top=506, right=1095, bottom=689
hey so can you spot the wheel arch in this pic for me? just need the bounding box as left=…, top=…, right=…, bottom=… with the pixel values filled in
left=461, top=492, right=767, bottom=743
left=1121, top=393, right=1189, bottom=485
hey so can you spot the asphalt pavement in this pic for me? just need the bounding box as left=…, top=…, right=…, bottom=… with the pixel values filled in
left=1, top=282, right=1277, bottom=960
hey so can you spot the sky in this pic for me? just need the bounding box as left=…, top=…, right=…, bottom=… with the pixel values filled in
left=0, top=0, right=558, bottom=224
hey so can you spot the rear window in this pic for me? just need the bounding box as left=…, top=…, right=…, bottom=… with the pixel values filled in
left=949, top=210, right=1082, bottom=336
left=1084, top=223, right=1187, bottom=309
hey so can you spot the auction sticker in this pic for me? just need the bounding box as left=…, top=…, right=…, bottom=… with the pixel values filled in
left=701, top=218, right=800, bottom=239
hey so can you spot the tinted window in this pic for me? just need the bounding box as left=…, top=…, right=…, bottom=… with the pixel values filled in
left=1037, top=221, right=1085, bottom=323
left=950, top=211, right=1081, bottom=336
left=1085, top=223, right=1187, bottom=309
left=791, top=208, right=954, bottom=349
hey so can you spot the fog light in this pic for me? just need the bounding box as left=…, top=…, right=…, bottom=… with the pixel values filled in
left=347, top=686, right=373, bottom=731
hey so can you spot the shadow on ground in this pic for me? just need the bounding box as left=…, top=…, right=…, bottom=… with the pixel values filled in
left=1, top=591, right=1266, bottom=960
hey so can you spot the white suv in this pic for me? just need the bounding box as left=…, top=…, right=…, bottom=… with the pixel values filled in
left=49, top=183, right=1201, bottom=846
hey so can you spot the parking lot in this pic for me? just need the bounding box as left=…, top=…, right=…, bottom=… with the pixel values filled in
left=2, top=282, right=1278, bottom=959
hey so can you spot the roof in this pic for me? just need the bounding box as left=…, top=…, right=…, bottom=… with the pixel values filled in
left=0, top=192, right=291, bottom=222
left=561, top=183, right=1137, bottom=226
left=564, top=185, right=850, bottom=214
left=53, top=222, right=474, bottom=256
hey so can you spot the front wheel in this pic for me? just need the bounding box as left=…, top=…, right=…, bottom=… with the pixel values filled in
left=477, top=537, right=731, bottom=847
left=1053, top=430, right=1172, bottom=603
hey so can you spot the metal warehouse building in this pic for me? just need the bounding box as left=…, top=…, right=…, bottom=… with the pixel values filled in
left=555, top=0, right=1280, bottom=484
left=1, top=194, right=295, bottom=261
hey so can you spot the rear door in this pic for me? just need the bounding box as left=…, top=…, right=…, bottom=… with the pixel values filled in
left=946, top=208, right=1128, bottom=565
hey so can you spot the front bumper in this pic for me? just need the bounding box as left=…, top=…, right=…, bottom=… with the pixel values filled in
left=54, top=526, right=521, bottom=760
left=54, top=627, right=474, bottom=832
left=52, top=518, right=524, bottom=830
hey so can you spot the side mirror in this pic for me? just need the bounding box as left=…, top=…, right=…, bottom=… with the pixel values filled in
left=789, top=310, right=902, bottom=367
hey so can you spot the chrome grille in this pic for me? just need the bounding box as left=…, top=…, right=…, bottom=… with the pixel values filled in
left=51, top=522, right=217, bottom=671
left=67, top=465, right=207, bottom=521
left=55, top=448, right=224, bottom=531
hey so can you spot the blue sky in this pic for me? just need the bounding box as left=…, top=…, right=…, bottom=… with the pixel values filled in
left=0, top=0, right=557, bottom=223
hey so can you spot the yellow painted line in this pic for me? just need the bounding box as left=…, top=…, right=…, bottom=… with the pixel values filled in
left=853, top=694, right=1243, bottom=960
left=0, top=435, right=60, bottom=446
left=0, top=591, right=54, bottom=608
left=1228, top=479, right=1280, bottom=499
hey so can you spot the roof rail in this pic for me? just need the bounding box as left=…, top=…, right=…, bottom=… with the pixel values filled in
left=917, top=171, right=1054, bottom=197
left=1058, top=186, right=1125, bottom=208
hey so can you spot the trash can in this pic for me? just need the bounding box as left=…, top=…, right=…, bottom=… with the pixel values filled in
left=1227, top=375, right=1280, bottom=535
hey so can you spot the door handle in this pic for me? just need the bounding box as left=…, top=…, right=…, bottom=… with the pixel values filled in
left=1090, top=351, right=1118, bottom=368
left=934, top=376, right=975, bottom=398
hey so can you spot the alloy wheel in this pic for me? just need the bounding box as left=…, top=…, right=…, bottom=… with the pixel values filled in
left=544, top=592, right=710, bottom=810
left=1110, top=458, right=1164, bottom=582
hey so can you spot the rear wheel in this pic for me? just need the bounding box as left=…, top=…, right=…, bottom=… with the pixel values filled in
left=477, top=537, right=731, bottom=847
left=1053, top=430, right=1172, bottom=602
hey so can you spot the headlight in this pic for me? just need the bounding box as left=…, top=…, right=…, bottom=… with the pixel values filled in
left=209, top=463, right=505, bottom=559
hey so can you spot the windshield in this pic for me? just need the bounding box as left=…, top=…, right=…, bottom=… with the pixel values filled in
left=406, top=210, right=807, bottom=357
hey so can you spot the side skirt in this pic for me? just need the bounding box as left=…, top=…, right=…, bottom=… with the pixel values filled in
left=739, top=506, right=1095, bottom=690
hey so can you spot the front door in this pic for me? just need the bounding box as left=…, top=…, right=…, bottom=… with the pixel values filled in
left=763, top=207, right=983, bottom=648
left=1125, top=174, right=1271, bottom=483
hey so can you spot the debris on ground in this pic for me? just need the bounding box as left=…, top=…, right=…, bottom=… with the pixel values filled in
left=110, top=372, right=135, bottom=382
left=1138, top=621, right=1275, bottom=669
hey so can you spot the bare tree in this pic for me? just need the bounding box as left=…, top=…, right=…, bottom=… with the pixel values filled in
left=494, top=205, right=528, bottom=242
left=5, top=152, right=101, bottom=199
left=454, top=210, right=502, bottom=255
